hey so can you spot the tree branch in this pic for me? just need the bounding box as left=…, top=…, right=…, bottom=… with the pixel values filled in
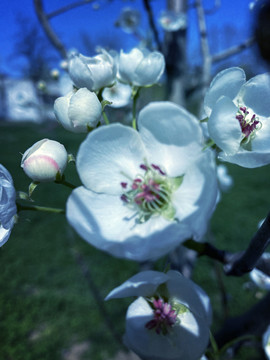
left=212, top=37, right=256, bottom=63
left=47, top=0, right=93, bottom=19
left=215, top=291, right=270, bottom=349
left=33, top=0, right=68, bottom=59
left=183, top=211, right=270, bottom=277
left=142, top=0, right=162, bottom=52
left=225, top=212, right=270, bottom=276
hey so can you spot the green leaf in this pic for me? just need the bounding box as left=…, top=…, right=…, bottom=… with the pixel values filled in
left=28, top=181, right=39, bottom=197
left=101, top=100, right=113, bottom=110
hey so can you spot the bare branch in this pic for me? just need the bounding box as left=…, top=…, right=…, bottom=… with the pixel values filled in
left=212, top=37, right=256, bottom=63
left=183, top=211, right=270, bottom=278
left=225, top=212, right=270, bottom=276
left=215, top=291, right=270, bottom=350
left=142, top=0, right=162, bottom=51
left=33, top=0, right=68, bottom=59
left=47, top=0, right=93, bottom=19
left=195, top=0, right=212, bottom=114
left=189, top=0, right=221, bottom=13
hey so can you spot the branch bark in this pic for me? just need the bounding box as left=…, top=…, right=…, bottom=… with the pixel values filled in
left=212, top=37, right=256, bottom=63
left=142, top=0, right=162, bottom=52
left=183, top=211, right=270, bottom=277
left=33, top=0, right=68, bottom=59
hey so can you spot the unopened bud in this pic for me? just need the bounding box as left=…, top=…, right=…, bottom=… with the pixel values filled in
left=21, top=139, right=68, bottom=182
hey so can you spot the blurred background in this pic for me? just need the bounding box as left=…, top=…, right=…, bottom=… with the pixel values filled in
left=1, top=0, right=270, bottom=359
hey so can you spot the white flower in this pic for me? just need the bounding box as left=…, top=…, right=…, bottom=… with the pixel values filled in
left=118, top=48, right=165, bottom=87
left=66, top=101, right=218, bottom=261
left=115, top=7, right=141, bottom=34
left=102, top=81, right=131, bottom=108
left=21, top=139, right=68, bottom=182
left=250, top=253, right=270, bottom=290
left=0, top=165, right=17, bottom=247
left=106, top=270, right=212, bottom=360
left=204, top=67, right=270, bottom=168
left=68, top=50, right=116, bottom=92
left=263, top=325, right=270, bottom=359
left=159, top=10, right=187, bottom=32
left=54, top=88, right=102, bottom=132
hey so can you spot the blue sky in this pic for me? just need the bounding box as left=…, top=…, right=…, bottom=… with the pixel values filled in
left=0, top=0, right=265, bottom=77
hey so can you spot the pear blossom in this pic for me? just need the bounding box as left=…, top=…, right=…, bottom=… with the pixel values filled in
left=106, top=270, right=212, bottom=360
left=21, top=139, right=68, bottom=182
left=68, top=50, right=116, bottom=92
left=159, top=10, right=187, bottom=32
left=54, top=88, right=102, bottom=132
left=0, top=165, right=17, bottom=247
left=102, top=81, right=131, bottom=108
left=115, top=7, right=141, bottom=34
left=66, top=101, right=218, bottom=261
left=118, top=48, right=165, bottom=87
left=204, top=67, right=270, bottom=168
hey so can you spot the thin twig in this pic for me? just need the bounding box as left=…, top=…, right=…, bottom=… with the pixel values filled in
left=194, top=0, right=212, bottom=114
left=183, top=211, right=270, bottom=278
left=142, top=0, right=162, bottom=51
left=47, top=0, right=93, bottom=19
left=212, top=37, right=256, bottom=63
left=33, top=0, right=68, bottom=59
left=225, top=212, right=270, bottom=276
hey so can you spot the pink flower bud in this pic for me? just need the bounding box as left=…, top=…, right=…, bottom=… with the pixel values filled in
left=21, top=139, right=68, bottom=182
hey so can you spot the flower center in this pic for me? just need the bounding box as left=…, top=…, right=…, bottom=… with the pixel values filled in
left=236, top=106, right=262, bottom=144
left=120, top=163, right=183, bottom=223
left=145, top=298, right=177, bottom=335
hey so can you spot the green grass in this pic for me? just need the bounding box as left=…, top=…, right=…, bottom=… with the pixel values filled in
left=0, top=121, right=270, bottom=360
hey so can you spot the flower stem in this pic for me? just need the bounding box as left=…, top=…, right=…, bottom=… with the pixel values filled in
left=55, top=179, right=76, bottom=189
left=132, top=86, right=141, bottom=130
left=102, top=109, right=110, bottom=125
left=17, top=203, right=65, bottom=214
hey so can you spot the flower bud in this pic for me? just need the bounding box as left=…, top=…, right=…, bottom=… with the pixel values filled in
left=68, top=50, right=116, bottom=91
left=21, top=139, right=68, bottom=182
left=54, top=88, right=102, bottom=133
left=118, top=48, right=165, bottom=87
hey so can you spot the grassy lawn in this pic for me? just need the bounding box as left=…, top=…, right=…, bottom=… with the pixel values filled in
left=0, top=121, right=270, bottom=360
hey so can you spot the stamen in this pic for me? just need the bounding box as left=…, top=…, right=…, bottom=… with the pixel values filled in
left=236, top=105, right=261, bottom=142
left=120, top=162, right=182, bottom=222
left=145, top=297, right=177, bottom=335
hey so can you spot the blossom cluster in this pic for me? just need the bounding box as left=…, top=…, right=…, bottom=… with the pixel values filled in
left=2, top=44, right=270, bottom=359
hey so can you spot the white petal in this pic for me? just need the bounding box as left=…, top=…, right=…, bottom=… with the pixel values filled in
left=238, top=73, right=270, bottom=117
left=124, top=297, right=209, bottom=360
left=0, top=219, right=14, bottom=247
left=251, top=117, right=270, bottom=152
left=219, top=148, right=270, bottom=168
left=77, top=123, right=147, bottom=194
left=208, top=96, right=242, bottom=155
left=138, top=102, right=203, bottom=176
left=105, top=271, right=169, bottom=300
left=118, top=48, right=144, bottom=84
left=133, top=52, right=165, bottom=86
left=68, top=53, right=94, bottom=90
left=166, top=271, right=212, bottom=324
left=66, top=187, right=189, bottom=261
left=68, top=88, right=101, bottom=128
left=172, top=150, right=218, bottom=241
left=204, top=67, right=246, bottom=117
left=54, top=93, right=80, bottom=133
